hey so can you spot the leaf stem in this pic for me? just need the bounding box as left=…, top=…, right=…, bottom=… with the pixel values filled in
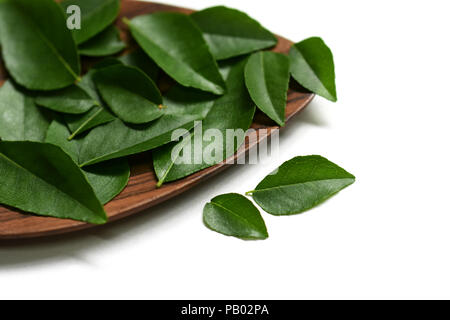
left=245, top=191, right=255, bottom=196
left=122, top=17, right=131, bottom=26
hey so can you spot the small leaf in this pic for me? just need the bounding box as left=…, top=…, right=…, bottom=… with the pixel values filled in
left=0, top=81, right=52, bottom=142
left=153, top=57, right=256, bottom=185
left=119, top=49, right=159, bottom=82
left=203, top=193, right=268, bottom=240
left=128, top=12, right=226, bottom=95
left=78, top=25, right=126, bottom=57
left=0, top=141, right=107, bottom=224
left=245, top=51, right=290, bottom=126
left=248, top=156, right=355, bottom=215
left=0, top=0, right=80, bottom=90
left=35, top=84, right=98, bottom=114
left=289, top=37, right=337, bottom=102
left=45, top=120, right=129, bottom=204
left=191, top=6, right=277, bottom=60
left=93, top=65, right=163, bottom=124
left=61, top=0, right=120, bottom=45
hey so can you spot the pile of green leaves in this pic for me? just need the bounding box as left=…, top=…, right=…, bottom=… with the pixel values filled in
left=0, top=0, right=337, bottom=224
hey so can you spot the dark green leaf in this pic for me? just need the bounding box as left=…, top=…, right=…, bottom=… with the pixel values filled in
left=245, top=51, right=290, bottom=126
left=35, top=84, right=98, bottom=114
left=61, top=0, right=120, bottom=44
left=0, top=141, right=107, bottom=224
left=93, top=65, right=163, bottom=124
left=128, top=12, right=226, bottom=95
left=289, top=37, right=337, bottom=102
left=78, top=25, right=126, bottom=57
left=63, top=69, right=116, bottom=139
left=118, top=49, right=159, bottom=82
left=191, top=6, right=277, bottom=60
left=248, top=155, right=355, bottom=215
left=0, top=0, right=80, bottom=90
left=45, top=121, right=129, bottom=204
left=0, top=81, right=52, bottom=142
left=153, top=58, right=256, bottom=186
left=78, top=104, right=210, bottom=167
left=203, top=193, right=268, bottom=240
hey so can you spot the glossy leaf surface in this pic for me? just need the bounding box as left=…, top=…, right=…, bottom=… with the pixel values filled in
left=191, top=6, right=277, bottom=60
left=203, top=193, right=268, bottom=240
left=245, top=51, right=290, bottom=126
left=128, top=12, right=226, bottom=94
left=249, top=156, right=355, bottom=215
left=78, top=25, right=126, bottom=57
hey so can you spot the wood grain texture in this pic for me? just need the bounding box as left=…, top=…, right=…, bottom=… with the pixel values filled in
left=0, top=0, right=314, bottom=240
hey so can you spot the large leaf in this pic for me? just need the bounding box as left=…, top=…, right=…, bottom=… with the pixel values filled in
left=203, top=193, right=268, bottom=240
left=289, top=37, right=337, bottom=102
left=248, top=156, right=355, bottom=215
left=64, top=69, right=116, bottom=139
left=119, top=49, right=159, bottom=82
left=93, top=65, right=163, bottom=124
left=191, top=6, right=277, bottom=60
left=128, top=12, right=226, bottom=95
left=35, top=84, right=98, bottom=115
left=77, top=98, right=212, bottom=167
left=0, top=0, right=80, bottom=90
left=153, top=58, right=256, bottom=186
left=61, top=0, right=120, bottom=44
left=0, top=141, right=107, bottom=224
left=0, top=81, right=52, bottom=142
left=45, top=121, right=129, bottom=204
left=78, top=25, right=126, bottom=57
left=245, top=51, right=290, bottom=126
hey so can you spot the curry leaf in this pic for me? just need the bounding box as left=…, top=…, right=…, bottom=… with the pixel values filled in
left=61, top=0, right=120, bottom=45
left=289, top=37, right=337, bottom=102
left=119, top=49, right=159, bottom=82
left=153, top=57, right=256, bottom=186
left=245, top=51, right=290, bottom=126
left=0, top=0, right=80, bottom=90
left=35, top=84, right=98, bottom=115
left=248, top=156, right=355, bottom=215
left=78, top=25, right=126, bottom=57
left=127, top=12, right=226, bottom=95
left=45, top=121, right=129, bottom=204
left=78, top=103, right=211, bottom=167
left=93, top=65, right=163, bottom=124
left=0, top=81, right=52, bottom=142
left=191, top=6, right=277, bottom=60
left=203, top=193, right=268, bottom=240
left=0, top=141, right=107, bottom=224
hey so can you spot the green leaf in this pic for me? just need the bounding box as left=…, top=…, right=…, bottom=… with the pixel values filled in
left=289, top=37, right=337, bottom=102
left=118, top=49, right=159, bottom=82
left=245, top=51, right=290, bottom=126
left=0, top=81, right=52, bottom=142
left=128, top=12, right=226, bottom=95
left=0, top=0, right=80, bottom=90
left=77, top=102, right=211, bottom=167
left=63, top=69, right=116, bottom=139
left=191, top=6, right=277, bottom=60
left=248, top=156, right=355, bottom=215
left=45, top=121, right=129, bottom=204
left=203, top=193, right=268, bottom=240
left=93, top=65, right=163, bottom=124
left=153, top=57, right=256, bottom=186
left=35, top=84, right=98, bottom=115
left=0, top=141, right=107, bottom=224
left=61, top=0, right=120, bottom=45
left=78, top=25, right=126, bottom=57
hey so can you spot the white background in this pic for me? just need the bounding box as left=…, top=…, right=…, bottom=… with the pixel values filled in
left=1, top=0, right=450, bottom=300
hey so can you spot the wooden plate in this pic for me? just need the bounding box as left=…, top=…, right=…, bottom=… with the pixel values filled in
left=0, top=0, right=314, bottom=239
